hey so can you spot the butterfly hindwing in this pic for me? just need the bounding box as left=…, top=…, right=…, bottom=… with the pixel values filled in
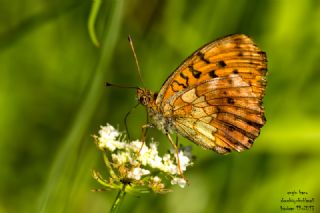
left=162, top=74, right=265, bottom=153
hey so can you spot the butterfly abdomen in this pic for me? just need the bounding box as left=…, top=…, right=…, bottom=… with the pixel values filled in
left=147, top=107, right=176, bottom=134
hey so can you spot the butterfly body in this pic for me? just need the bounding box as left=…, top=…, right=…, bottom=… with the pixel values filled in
left=137, top=88, right=176, bottom=134
left=136, top=34, right=267, bottom=154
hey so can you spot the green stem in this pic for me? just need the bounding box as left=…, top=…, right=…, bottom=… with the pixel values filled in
left=38, top=0, right=124, bottom=212
left=110, top=184, right=127, bottom=213
left=88, top=0, right=102, bottom=47
left=103, top=153, right=117, bottom=179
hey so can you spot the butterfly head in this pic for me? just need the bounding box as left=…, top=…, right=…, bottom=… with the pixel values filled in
left=136, top=88, right=157, bottom=106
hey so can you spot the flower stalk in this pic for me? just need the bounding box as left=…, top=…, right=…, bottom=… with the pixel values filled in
left=110, top=184, right=127, bottom=213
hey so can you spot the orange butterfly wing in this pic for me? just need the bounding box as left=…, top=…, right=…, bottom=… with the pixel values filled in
left=156, top=34, right=267, bottom=153
left=157, top=34, right=267, bottom=104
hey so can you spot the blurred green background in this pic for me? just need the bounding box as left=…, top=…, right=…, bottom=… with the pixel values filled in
left=1, top=0, right=320, bottom=212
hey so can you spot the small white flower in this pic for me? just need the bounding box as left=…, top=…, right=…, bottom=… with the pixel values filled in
left=129, top=140, right=146, bottom=152
left=148, top=155, right=163, bottom=169
left=153, top=176, right=161, bottom=183
left=99, top=124, right=119, bottom=141
left=178, top=151, right=191, bottom=172
left=149, top=142, right=158, bottom=154
left=127, top=168, right=150, bottom=180
left=161, top=154, right=178, bottom=175
left=164, top=164, right=178, bottom=175
left=94, top=124, right=194, bottom=193
left=97, top=124, right=125, bottom=151
left=137, top=142, right=159, bottom=166
left=162, top=154, right=171, bottom=162
left=171, top=177, right=187, bottom=188
left=111, top=152, right=130, bottom=165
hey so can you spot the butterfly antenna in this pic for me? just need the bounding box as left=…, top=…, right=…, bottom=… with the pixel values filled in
left=128, top=35, right=145, bottom=87
left=105, top=82, right=138, bottom=89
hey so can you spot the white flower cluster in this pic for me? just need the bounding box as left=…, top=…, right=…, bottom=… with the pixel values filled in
left=94, top=123, right=193, bottom=189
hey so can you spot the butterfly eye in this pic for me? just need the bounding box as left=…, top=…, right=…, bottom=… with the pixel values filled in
left=139, top=96, right=150, bottom=105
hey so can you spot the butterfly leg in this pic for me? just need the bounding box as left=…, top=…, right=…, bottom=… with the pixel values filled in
left=166, top=134, right=186, bottom=179
left=123, top=103, right=140, bottom=140
left=138, top=123, right=154, bottom=153
left=175, top=135, right=179, bottom=147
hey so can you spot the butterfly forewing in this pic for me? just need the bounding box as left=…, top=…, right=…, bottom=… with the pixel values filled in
left=156, top=34, right=267, bottom=105
left=156, top=34, right=267, bottom=153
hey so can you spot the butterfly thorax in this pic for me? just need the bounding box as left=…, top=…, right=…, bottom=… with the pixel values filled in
left=136, top=88, right=175, bottom=134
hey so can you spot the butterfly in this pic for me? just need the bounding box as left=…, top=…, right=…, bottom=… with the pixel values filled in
left=136, top=34, right=267, bottom=154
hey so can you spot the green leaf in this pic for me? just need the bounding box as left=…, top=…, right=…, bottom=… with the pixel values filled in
left=88, top=0, right=102, bottom=47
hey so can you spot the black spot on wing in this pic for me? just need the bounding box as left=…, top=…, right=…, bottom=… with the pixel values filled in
left=248, top=139, right=254, bottom=144
left=209, top=70, right=218, bottom=78
left=259, top=67, right=268, bottom=73
left=262, top=114, right=267, bottom=123
left=258, top=51, right=267, bottom=58
left=217, top=60, right=227, bottom=68
left=212, top=146, right=231, bottom=154
left=188, top=65, right=201, bottom=79
left=228, top=125, right=236, bottom=131
left=246, top=120, right=264, bottom=130
left=227, top=97, right=235, bottom=104
left=219, top=120, right=257, bottom=141
left=171, top=80, right=187, bottom=92
left=196, top=51, right=210, bottom=64
left=179, top=72, right=189, bottom=87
